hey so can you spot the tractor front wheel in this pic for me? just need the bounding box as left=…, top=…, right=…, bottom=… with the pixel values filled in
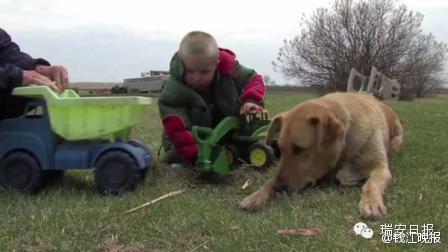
left=224, top=144, right=239, bottom=166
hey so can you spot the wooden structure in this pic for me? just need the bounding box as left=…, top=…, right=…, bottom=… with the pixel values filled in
left=347, top=66, right=400, bottom=100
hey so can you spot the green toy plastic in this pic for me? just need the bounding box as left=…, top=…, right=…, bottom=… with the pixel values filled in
left=12, top=86, right=152, bottom=141
left=192, top=112, right=276, bottom=175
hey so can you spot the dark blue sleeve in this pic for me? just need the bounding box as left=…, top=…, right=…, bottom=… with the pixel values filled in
left=0, top=28, right=50, bottom=91
left=0, top=28, right=50, bottom=70
left=0, top=63, right=23, bottom=91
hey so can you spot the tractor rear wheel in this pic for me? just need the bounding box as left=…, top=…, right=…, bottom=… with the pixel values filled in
left=247, top=142, right=275, bottom=169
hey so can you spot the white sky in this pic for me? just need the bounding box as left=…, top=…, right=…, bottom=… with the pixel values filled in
left=1, top=0, right=447, bottom=83
left=2, top=0, right=328, bottom=38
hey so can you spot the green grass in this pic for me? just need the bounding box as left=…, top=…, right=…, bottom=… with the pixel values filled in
left=1, top=92, right=447, bottom=251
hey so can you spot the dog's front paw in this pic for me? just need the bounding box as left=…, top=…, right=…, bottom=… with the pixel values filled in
left=239, top=190, right=272, bottom=211
left=359, top=196, right=387, bottom=220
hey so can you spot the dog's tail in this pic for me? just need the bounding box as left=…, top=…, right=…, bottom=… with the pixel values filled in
left=380, top=102, right=403, bottom=153
left=389, top=117, right=403, bottom=153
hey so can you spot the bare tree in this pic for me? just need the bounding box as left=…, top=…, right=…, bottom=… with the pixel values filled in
left=273, top=0, right=447, bottom=98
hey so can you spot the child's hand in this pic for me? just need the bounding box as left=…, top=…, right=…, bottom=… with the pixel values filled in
left=240, top=102, right=263, bottom=115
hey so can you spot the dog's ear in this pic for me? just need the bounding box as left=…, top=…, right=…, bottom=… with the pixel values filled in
left=266, top=113, right=283, bottom=145
left=309, top=113, right=342, bottom=146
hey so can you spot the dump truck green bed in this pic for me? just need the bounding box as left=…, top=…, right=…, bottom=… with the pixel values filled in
left=13, top=86, right=152, bottom=140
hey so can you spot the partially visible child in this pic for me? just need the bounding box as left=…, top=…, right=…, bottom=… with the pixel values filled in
left=158, top=31, right=266, bottom=165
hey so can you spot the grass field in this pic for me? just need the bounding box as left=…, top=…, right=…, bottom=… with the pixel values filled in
left=0, top=91, right=447, bottom=251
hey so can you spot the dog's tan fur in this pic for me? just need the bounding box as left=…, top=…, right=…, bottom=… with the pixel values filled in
left=239, top=92, right=403, bottom=219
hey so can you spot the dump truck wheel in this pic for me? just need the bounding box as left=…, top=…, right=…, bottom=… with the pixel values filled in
left=0, top=151, right=43, bottom=193
left=94, top=150, right=140, bottom=195
left=247, top=142, right=275, bottom=169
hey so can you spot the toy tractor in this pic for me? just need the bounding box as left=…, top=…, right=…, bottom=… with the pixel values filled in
left=0, top=86, right=153, bottom=195
left=192, top=111, right=276, bottom=175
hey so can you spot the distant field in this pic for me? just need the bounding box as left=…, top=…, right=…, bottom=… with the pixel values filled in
left=0, top=91, right=446, bottom=251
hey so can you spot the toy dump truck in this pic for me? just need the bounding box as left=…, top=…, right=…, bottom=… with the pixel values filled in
left=192, top=111, right=276, bottom=175
left=0, top=86, right=153, bottom=195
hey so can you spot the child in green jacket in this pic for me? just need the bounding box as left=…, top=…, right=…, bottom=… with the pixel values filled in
left=158, top=31, right=266, bottom=165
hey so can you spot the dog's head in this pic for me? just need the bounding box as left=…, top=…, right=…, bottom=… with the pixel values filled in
left=267, top=101, right=346, bottom=194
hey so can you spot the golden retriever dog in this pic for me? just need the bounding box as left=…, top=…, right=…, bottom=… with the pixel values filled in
left=239, top=92, right=403, bottom=219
